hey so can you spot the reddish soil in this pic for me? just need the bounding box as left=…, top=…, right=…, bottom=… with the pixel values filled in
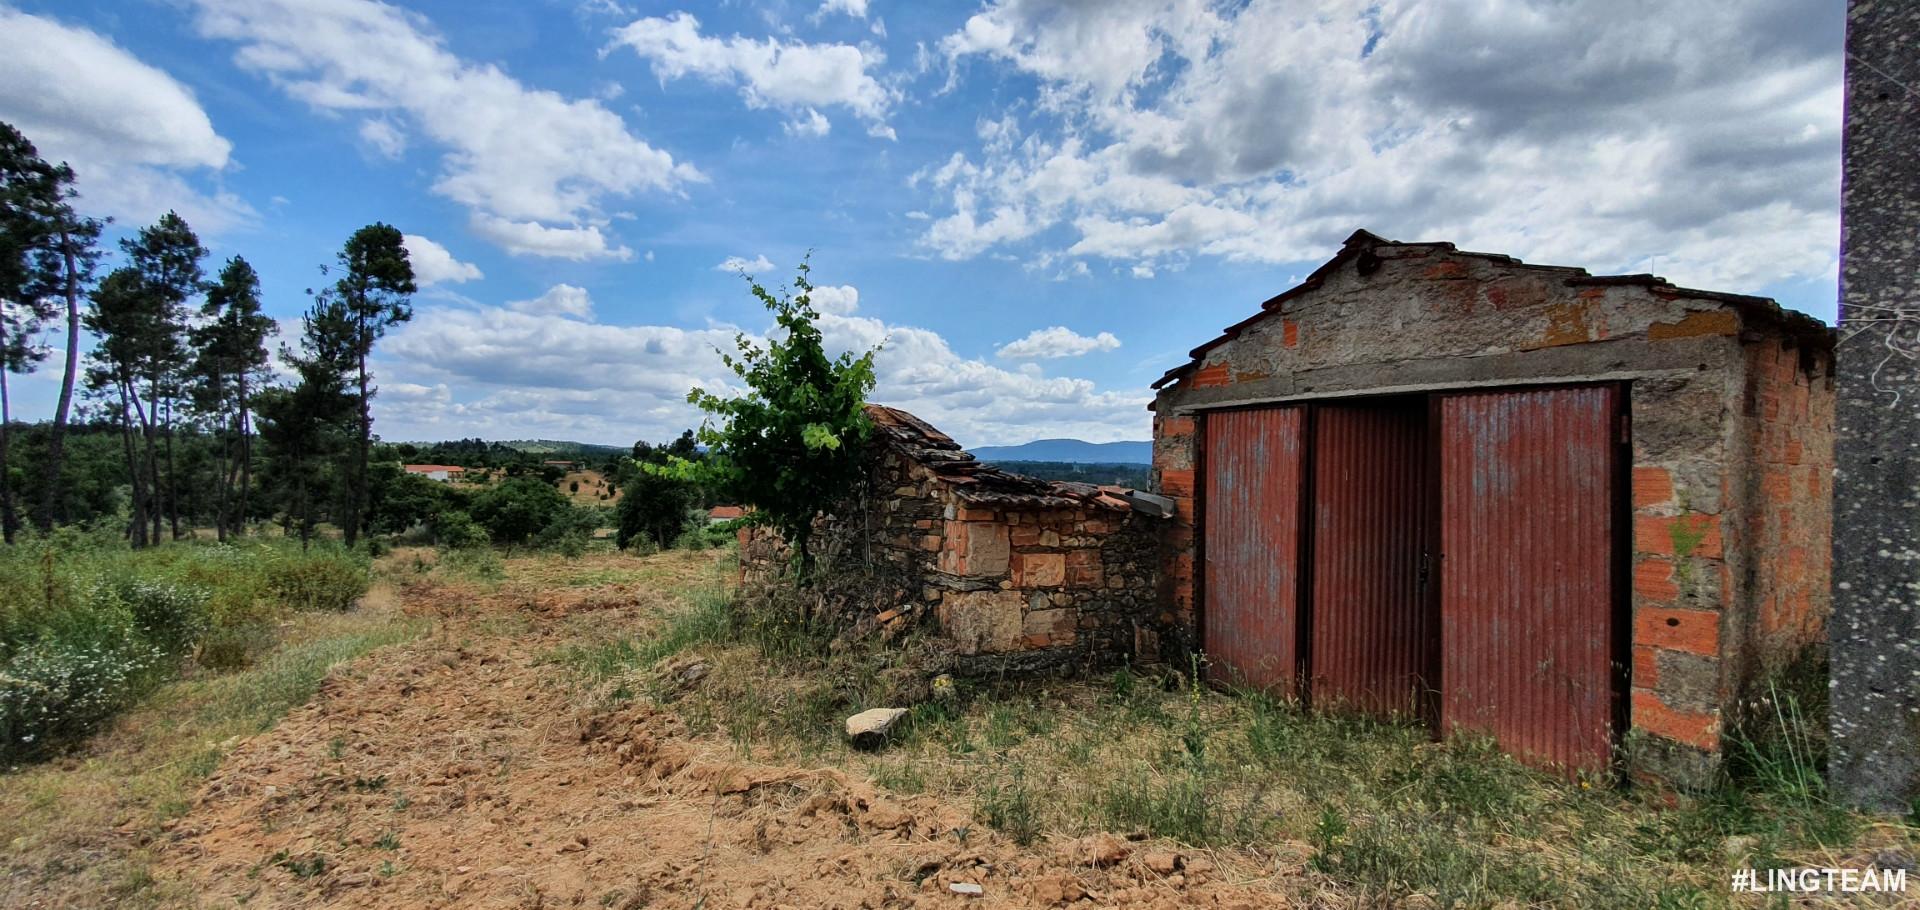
left=156, top=557, right=1290, bottom=909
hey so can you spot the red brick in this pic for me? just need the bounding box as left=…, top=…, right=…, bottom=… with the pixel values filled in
left=1160, top=469, right=1195, bottom=497
left=1634, top=606, right=1721, bottom=657
left=1632, top=689, right=1719, bottom=750
left=1632, top=466, right=1673, bottom=508
left=1157, top=415, right=1195, bottom=438
left=1282, top=320, right=1300, bottom=348
left=1189, top=363, right=1231, bottom=388
left=957, top=507, right=997, bottom=522
left=1423, top=260, right=1468, bottom=280
left=1633, top=558, right=1680, bottom=602
left=1632, top=646, right=1660, bottom=687
left=1633, top=514, right=1723, bottom=558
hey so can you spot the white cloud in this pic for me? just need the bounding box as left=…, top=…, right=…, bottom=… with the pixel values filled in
left=716, top=254, right=776, bottom=273
left=920, top=0, right=1843, bottom=296
left=807, top=284, right=859, bottom=315
left=0, top=7, right=252, bottom=232
left=818, top=0, right=869, bottom=19
left=375, top=285, right=1148, bottom=446
left=610, top=12, right=895, bottom=138
left=471, top=214, right=633, bottom=261
left=509, top=283, right=595, bottom=319
left=189, top=0, right=700, bottom=258
left=783, top=107, right=831, bottom=138
left=402, top=233, right=483, bottom=285
left=358, top=117, right=407, bottom=158
left=996, top=326, right=1121, bottom=360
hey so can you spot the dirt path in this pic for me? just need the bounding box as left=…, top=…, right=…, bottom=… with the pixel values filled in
left=156, top=554, right=1287, bottom=909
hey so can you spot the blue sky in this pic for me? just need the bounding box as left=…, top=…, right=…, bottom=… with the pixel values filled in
left=0, top=0, right=1844, bottom=446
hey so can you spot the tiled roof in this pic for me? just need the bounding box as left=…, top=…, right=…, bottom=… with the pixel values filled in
left=864, top=404, right=1142, bottom=512
left=402, top=464, right=466, bottom=473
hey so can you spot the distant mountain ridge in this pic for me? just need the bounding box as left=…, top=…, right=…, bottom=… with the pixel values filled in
left=498, top=439, right=630, bottom=459
left=969, top=438, right=1152, bottom=464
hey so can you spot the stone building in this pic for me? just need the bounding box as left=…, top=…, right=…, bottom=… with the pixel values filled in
left=1149, top=230, right=1835, bottom=782
left=740, top=405, right=1168, bottom=673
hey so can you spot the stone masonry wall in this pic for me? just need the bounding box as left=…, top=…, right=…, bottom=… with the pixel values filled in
left=1149, top=235, right=1834, bottom=784
left=740, top=443, right=1164, bottom=674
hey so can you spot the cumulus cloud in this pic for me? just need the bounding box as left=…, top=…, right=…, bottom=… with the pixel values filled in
left=188, top=0, right=699, bottom=259
left=807, top=284, right=859, bottom=315
left=0, top=7, right=252, bottom=232
left=402, top=233, right=483, bottom=285
left=609, top=12, right=896, bottom=139
left=996, top=326, right=1121, bottom=360
left=920, top=0, right=1843, bottom=296
left=716, top=254, right=776, bottom=273
left=508, top=283, right=595, bottom=319
left=374, top=286, right=1147, bottom=446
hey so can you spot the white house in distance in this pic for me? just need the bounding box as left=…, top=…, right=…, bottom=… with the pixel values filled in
left=403, top=464, right=467, bottom=483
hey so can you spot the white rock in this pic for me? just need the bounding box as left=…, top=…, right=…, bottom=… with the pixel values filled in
left=949, top=882, right=984, bottom=896
left=845, top=707, right=910, bottom=748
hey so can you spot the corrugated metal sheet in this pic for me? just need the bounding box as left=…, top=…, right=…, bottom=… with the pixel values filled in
left=1309, top=400, right=1432, bottom=718
left=1203, top=406, right=1305, bottom=694
left=1438, top=386, right=1620, bottom=773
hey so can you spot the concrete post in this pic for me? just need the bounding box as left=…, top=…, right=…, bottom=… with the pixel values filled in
left=1832, top=0, right=1920, bottom=814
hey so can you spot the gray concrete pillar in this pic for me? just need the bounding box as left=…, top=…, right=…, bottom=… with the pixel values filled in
left=1832, top=0, right=1920, bottom=814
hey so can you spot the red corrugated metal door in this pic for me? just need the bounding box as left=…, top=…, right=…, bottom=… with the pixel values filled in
left=1203, top=406, right=1305, bottom=694
left=1309, top=399, right=1433, bottom=718
left=1438, top=386, right=1620, bottom=773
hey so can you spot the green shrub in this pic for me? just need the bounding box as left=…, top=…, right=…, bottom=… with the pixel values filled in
left=98, top=577, right=211, bottom=656
left=0, top=615, right=163, bottom=762
left=430, top=510, right=489, bottom=549
left=265, top=549, right=371, bottom=613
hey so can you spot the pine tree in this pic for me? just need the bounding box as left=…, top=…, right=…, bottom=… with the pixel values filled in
left=0, top=122, right=98, bottom=540
left=316, top=224, right=414, bottom=548
left=117, top=212, right=203, bottom=541
left=258, top=296, right=354, bottom=549
left=191, top=256, right=274, bottom=539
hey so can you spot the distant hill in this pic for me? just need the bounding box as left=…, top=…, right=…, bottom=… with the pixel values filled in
left=969, top=438, right=1152, bottom=464
left=498, top=439, right=631, bottom=460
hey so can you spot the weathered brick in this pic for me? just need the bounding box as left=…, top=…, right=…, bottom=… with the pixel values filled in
left=1189, top=363, right=1231, bottom=388
left=1632, top=689, right=1719, bottom=750
left=1634, top=606, right=1721, bottom=657
left=1633, top=558, right=1680, bottom=602
left=1282, top=320, right=1300, bottom=348
left=1157, top=415, right=1196, bottom=438
left=1633, top=514, right=1723, bottom=559
left=1633, top=466, right=1674, bottom=508
left=1160, top=469, right=1195, bottom=497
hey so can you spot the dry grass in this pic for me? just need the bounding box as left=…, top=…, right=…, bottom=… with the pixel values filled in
left=0, top=589, right=424, bottom=908
left=573, top=587, right=1920, bottom=909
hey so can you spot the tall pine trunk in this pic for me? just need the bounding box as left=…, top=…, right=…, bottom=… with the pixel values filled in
left=346, top=337, right=369, bottom=548
left=164, top=398, right=180, bottom=540
left=237, top=372, right=252, bottom=537
left=1, top=361, right=15, bottom=545
left=118, top=383, right=147, bottom=548
left=36, top=233, right=82, bottom=532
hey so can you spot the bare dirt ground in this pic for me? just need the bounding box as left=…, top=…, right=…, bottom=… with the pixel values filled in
left=154, top=550, right=1289, bottom=909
